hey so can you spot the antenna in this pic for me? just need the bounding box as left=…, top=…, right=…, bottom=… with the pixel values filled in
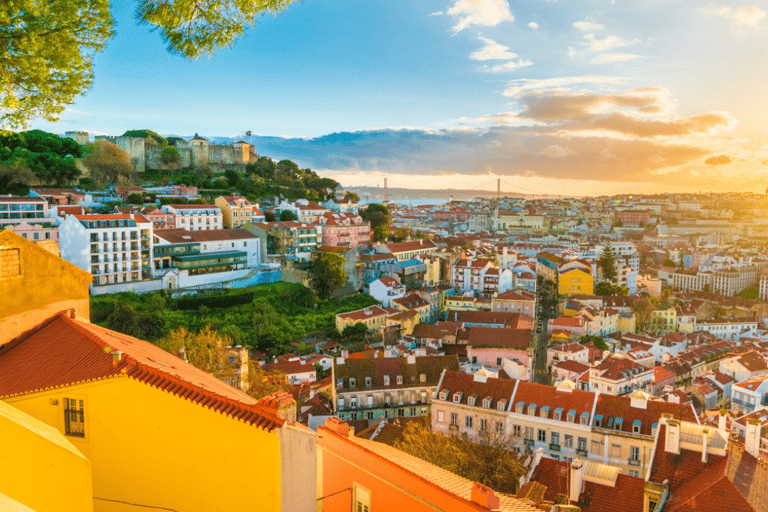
left=497, top=178, right=501, bottom=201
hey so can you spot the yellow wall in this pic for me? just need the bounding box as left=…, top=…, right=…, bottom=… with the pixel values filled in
left=0, top=231, right=91, bottom=343
left=0, top=400, right=92, bottom=512
left=558, top=269, right=593, bottom=297
left=7, top=377, right=282, bottom=512
left=336, top=313, right=386, bottom=332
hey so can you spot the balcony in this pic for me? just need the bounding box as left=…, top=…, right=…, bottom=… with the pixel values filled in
left=628, top=458, right=641, bottom=466
left=549, top=444, right=561, bottom=452
left=576, top=449, right=588, bottom=457
left=524, top=439, right=535, bottom=446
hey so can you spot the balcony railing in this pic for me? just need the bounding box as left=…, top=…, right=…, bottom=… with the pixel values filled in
left=576, top=448, right=588, bottom=456
left=549, top=444, right=561, bottom=452
left=524, top=439, right=535, bottom=446
left=628, top=458, right=641, bottom=466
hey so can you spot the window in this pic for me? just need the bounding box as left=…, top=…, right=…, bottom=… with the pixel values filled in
left=465, top=416, right=473, bottom=428
left=354, top=484, right=371, bottom=512
left=564, top=435, right=573, bottom=448
left=525, top=426, right=534, bottom=441
left=482, top=398, right=491, bottom=408
left=397, top=375, right=403, bottom=385
left=514, top=425, right=521, bottom=437
left=628, top=469, right=640, bottom=478
left=630, top=446, right=640, bottom=461
left=384, top=375, right=390, bottom=386
left=496, top=357, right=502, bottom=366
left=450, top=413, right=459, bottom=426
left=365, top=377, right=372, bottom=387
left=591, top=440, right=602, bottom=455
left=420, top=373, right=426, bottom=382
left=349, top=378, right=356, bottom=388
left=551, top=432, right=560, bottom=447
left=64, top=398, right=85, bottom=437
left=410, top=407, right=417, bottom=416
left=480, top=418, right=488, bottom=431
left=453, top=392, right=463, bottom=403
left=497, top=399, right=507, bottom=411
left=496, top=420, right=504, bottom=432
left=437, top=410, right=445, bottom=423
left=467, top=396, right=476, bottom=406
left=537, top=429, right=547, bottom=442
left=610, top=444, right=621, bottom=458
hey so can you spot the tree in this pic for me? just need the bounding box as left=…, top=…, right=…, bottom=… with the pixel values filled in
left=598, top=244, right=617, bottom=283
left=631, top=296, right=654, bottom=333
left=344, top=191, right=360, bottom=202
left=311, top=253, right=347, bottom=299
left=395, top=422, right=525, bottom=494
left=341, top=322, right=368, bottom=339
left=160, top=145, right=181, bottom=166
left=579, top=334, right=609, bottom=351
left=279, top=209, right=298, bottom=222
left=0, top=161, right=34, bottom=194
left=105, top=299, right=166, bottom=340
left=360, top=203, right=391, bottom=242
left=1, top=0, right=113, bottom=128
left=3, top=1, right=299, bottom=127
left=595, top=282, right=628, bottom=296
left=127, top=193, right=144, bottom=204
left=0, top=129, right=81, bottom=185
left=82, top=140, right=134, bottom=185
left=251, top=301, right=290, bottom=353
left=264, top=210, right=277, bottom=222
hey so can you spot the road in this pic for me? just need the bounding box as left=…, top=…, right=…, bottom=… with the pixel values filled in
left=532, top=283, right=556, bottom=385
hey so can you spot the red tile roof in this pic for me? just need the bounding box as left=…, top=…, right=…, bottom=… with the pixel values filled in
left=577, top=474, right=645, bottom=512
left=467, top=327, right=531, bottom=349
left=594, top=395, right=697, bottom=436
left=528, top=458, right=570, bottom=503
left=437, top=370, right=517, bottom=410
left=512, top=380, right=596, bottom=420
left=446, top=310, right=534, bottom=328
left=554, top=360, right=590, bottom=374
left=337, top=305, right=390, bottom=321
left=0, top=313, right=283, bottom=431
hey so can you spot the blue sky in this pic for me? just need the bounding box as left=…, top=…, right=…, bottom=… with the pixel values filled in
left=30, top=0, right=768, bottom=195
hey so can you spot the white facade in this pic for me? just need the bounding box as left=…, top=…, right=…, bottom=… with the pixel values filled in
left=368, top=278, right=406, bottom=308
left=162, top=204, right=223, bottom=231
left=697, top=319, right=758, bottom=340
left=59, top=213, right=153, bottom=287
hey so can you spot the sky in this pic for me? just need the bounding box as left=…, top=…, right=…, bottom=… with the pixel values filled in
left=29, top=0, right=768, bottom=196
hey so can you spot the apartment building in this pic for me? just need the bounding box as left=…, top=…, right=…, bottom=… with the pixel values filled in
left=491, top=288, right=536, bottom=316
left=153, top=228, right=260, bottom=274
left=250, top=221, right=319, bottom=261
left=617, top=209, right=650, bottom=227
left=59, top=213, right=153, bottom=287
left=215, top=195, right=253, bottom=228
left=587, top=355, right=655, bottom=395
left=696, top=318, right=758, bottom=340
left=161, top=204, right=223, bottom=231
left=335, top=305, right=390, bottom=333
left=453, top=259, right=513, bottom=296
left=275, top=199, right=329, bottom=224
left=0, top=196, right=58, bottom=242
left=377, top=239, right=438, bottom=261
left=369, top=277, right=406, bottom=307
left=315, top=212, right=371, bottom=248
left=333, top=355, right=460, bottom=422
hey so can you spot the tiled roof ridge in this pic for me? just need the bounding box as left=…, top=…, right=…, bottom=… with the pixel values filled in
left=18, top=313, right=284, bottom=431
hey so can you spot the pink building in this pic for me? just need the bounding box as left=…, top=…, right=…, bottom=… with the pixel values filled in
left=142, top=207, right=176, bottom=229
left=315, top=212, right=370, bottom=248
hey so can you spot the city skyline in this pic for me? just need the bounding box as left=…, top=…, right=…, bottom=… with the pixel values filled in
left=28, top=0, right=768, bottom=196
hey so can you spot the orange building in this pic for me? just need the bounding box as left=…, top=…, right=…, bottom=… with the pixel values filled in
left=317, top=417, right=540, bottom=512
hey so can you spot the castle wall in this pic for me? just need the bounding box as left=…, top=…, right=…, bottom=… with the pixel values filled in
left=114, top=136, right=146, bottom=173
left=65, top=131, right=89, bottom=145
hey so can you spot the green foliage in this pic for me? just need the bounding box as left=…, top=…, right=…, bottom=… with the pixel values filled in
left=123, top=129, right=168, bottom=146
left=105, top=299, right=166, bottom=340
left=311, top=253, right=347, bottom=299
left=598, top=243, right=617, bottom=283
left=0, top=130, right=82, bottom=186
left=176, top=291, right=255, bottom=311
left=279, top=209, right=298, bottom=221
left=160, top=145, right=180, bottom=164
left=126, top=193, right=144, bottom=204
left=166, top=137, right=184, bottom=146
left=579, top=335, right=609, bottom=351
left=344, top=191, right=360, bottom=202
left=342, top=322, right=368, bottom=338
left=594, top=282, right=628, bottom=296
left=1, top=0, right=113, bottom=128
left=360, top=203, right=391, bottom=242
left=82, top=140, right=133, bottom=185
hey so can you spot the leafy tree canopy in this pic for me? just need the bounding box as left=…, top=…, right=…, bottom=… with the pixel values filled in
left=0, top=129, right=82, bottom=186
left=2, top=0, right=294, bottom=127
left=160, top=145, right=180, bottom=164
left=123, top=129, right=168, bottom=146
left=360, top=203, right=391, bottom=242
left=311, top=252, right=347, bottom=299
left=82, top=140, right=134, bottom=186
left=279, top=209, right=298, bottom=222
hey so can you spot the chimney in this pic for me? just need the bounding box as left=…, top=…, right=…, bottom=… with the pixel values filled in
left=719, top=408, right=727, bottom=431
left=323, top=417, right=350, bottom=438
left=569, top=459, right=585, bottom=503
left=471, top=483, right=500, bottom=510
left=665, top=419, right=681, bottom=455
left=112, top=350, right=123, bottom=366
left=701, top=427, right=709, bottom=463
left=68, top=308, right=77, bottom=319
left=746, top=418, right=761, bottom=459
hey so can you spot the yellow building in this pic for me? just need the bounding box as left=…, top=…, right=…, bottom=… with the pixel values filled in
left=558, top=268, right=594, bottom=297
left=0, top=230, right=91, bottom=343
left=335, top=305, right=389, bottom=332
left=215, top=195, right=253, bottom=228
left=0, top=312, right=318, bottom=512
left=649, top=307, right=677, bottom=334
left=0, top=400, right=92, bottom=512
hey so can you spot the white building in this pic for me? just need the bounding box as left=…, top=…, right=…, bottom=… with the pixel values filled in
left=453, top=259, right=514, bottom=296
left=161, top=204, right=223, bottom=231
left=368, top=277, right=406, bottom=308
left=696, top=318, right=759, bottom=340
left=275, top=199, right=329, bottom=224
left=59, top=213, right=153, bottom=287
left=153, top=228, right=261, bottom=271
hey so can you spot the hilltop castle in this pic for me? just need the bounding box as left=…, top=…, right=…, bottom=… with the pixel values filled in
left=83, top=133, right=258, bottom=172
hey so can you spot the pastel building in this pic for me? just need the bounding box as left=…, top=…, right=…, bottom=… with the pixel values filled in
left=215, top=195, right=253, bottom=228
left=58, top=213, right=153, bottom=287
left=315, top=212, right=371, bottom=248
left=161, top=203, right=223, bottom=231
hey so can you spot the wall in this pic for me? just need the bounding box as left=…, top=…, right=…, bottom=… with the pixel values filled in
left=0, top=401, right=93, bottom=512
left=7, top=377, right=283, bottom=512
left=278, top=426, right=318, bottom=512
left=0, top=230, right=91, bottom=343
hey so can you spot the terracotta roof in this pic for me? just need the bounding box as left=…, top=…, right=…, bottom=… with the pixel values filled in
left=528, top=457, right=570, bottom=503
left=552, top=342, right=587, bottom=354
left=336, top=306, right=389, bottom=321
left=334, top=355, right=460, bottom=391
left=391, top=293, right=429, bottom=310
left=512, top=381, right=596, bottom=420
left=577, top=473, right=646, bottom=512
left=594, top=395, right=697, bottom=436
left=737, top=351, right=768, bottom=372
left=467, top=327, right=531, bottom=349
left=550, top=317, right=585, bottom=328
left=164, top=203, right=219, bottom=209
left=592, top=355, right=650, bottom=381
left=0, top=196, right=46, bottom=203
left=446, top=310, right=534, bottom=329
left=261, top=360, right=316, bottom=376
left=153, top=228, right=257, bottom=243
left=384, top=239, right=437, bottom=253
left=411, top=322, right=462, bottom=339
left=437, top=370, right=517, bottom=410
left=554, top=360, right=590, bottom=374
left=0, top=313, right=283, bottom=431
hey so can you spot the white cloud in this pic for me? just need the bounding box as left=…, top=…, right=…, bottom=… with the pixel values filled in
left=573, top=21, right=605, bottom=31
left=568, top=46, right=578, bottom=57
left=528, top=21, right=539, bottom=29
left=502, top=76, right=628, bottom=97
left=446, top=0, right=514, bottom=33
left=732, top=5, right=767, bottom=26
left=700, top=4, right=766, bottom=27
left=429, top=11, right=444, bottom=16
left=478, top=60, right=534, bottom=73
left=591, top=53, right=641, bottom=64
left=470, top=37, right=519, bottom=60
left=539, top=145, right=573, bottom=158
left=583, top=33, right=641, bottom=52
